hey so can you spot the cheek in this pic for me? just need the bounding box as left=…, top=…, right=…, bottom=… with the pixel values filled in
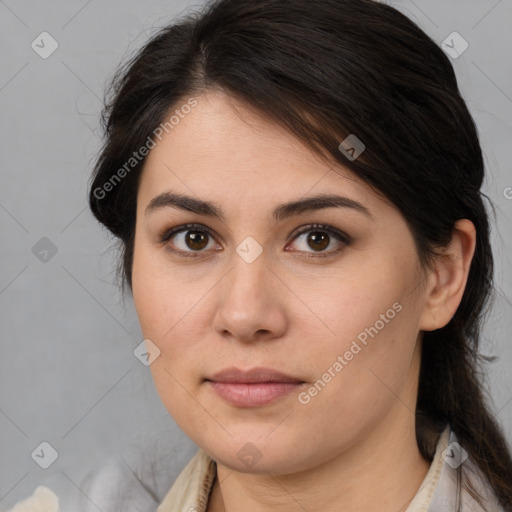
left=297, top=260, right=421, bottom=404
left=297, top=318, right=418, bottom=447
left=296, top=258, right=407, bottom=343
left=131, top=245, right=213, bottom=388
left=132, top=242, right=196, bottom=337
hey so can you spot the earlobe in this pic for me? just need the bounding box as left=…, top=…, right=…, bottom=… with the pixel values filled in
left=418, top=219, right=476, bottom=332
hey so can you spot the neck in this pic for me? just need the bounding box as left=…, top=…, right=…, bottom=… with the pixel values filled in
left=208, top=414, right=431, bottom=512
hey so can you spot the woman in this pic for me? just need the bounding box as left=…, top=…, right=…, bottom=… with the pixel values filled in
left=8, top=0, right=512, bottom=510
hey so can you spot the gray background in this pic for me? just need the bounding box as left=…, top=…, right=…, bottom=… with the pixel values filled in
left=0, top=0, right=511, bottom=510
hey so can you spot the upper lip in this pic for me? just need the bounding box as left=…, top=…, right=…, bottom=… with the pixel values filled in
left=206, top=366, right=304, bottom=384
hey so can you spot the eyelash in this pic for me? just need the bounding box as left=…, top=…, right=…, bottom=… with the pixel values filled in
left=158, top=223, right=352, bottom=259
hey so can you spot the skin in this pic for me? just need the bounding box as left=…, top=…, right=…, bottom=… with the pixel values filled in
left=131, top=88, right=476, bottom=512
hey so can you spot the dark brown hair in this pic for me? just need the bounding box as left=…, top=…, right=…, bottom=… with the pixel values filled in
left=88, top=0, right=512, bottom=509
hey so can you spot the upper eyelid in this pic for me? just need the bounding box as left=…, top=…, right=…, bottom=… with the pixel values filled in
left=289, top=223, right=350, bottom=243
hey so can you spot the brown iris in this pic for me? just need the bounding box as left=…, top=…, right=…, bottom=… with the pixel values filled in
left=307, top=231, right=329, bottom=251
left=186, top=231, right=209, bottom=250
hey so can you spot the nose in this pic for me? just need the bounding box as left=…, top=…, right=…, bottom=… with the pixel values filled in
left=211, top=249, right=288, bottom=344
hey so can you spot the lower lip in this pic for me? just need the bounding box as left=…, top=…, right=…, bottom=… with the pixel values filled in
left=207, top=381, right=303, bottom=407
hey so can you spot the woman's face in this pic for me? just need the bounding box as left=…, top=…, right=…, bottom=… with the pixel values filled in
left=132, top=89, right=431, bottom=474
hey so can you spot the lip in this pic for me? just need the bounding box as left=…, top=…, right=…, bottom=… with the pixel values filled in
left=208, top=366, right=304, bottom=383
left=205, top=367, right=305, bottom=407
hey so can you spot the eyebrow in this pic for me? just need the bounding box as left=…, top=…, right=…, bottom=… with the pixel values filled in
left=145, top=191, right=373, bottom=223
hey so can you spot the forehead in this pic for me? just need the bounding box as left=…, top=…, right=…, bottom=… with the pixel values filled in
left=138, top=90, right=381, bottom=212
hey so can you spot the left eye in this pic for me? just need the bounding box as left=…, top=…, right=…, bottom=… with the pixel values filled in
left=286, top=224, right=351, bottom=257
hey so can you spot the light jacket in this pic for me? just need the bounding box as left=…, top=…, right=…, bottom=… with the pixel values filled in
left=5, top=425, right=505, bottom=512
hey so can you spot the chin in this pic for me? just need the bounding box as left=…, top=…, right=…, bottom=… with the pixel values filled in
left=200, top=435, right=317, bottom=475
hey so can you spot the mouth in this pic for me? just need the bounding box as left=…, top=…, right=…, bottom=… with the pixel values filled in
left=205, top=367, right=306, bottom=408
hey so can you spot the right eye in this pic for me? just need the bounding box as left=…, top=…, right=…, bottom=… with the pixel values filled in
left=159, top=223, right=222, bottom=257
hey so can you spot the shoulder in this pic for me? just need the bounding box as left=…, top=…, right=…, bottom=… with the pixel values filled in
left=6, top=440, right=197, bottom=512
left=460, top=458, right=506, bottom=512
left=4, top=456, right=160, bottom=512
left=157, top=448, right=216, bottom=512
left=78, top=454, right=161, bottom=512
left=429, top=427, right=506, bottom=512
left=4, top=486, right=59, bottom=512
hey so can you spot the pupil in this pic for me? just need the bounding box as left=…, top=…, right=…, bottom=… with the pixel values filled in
left=308, top=231, right=329, bottom=251
left=187, top=231, right=208, bottom=250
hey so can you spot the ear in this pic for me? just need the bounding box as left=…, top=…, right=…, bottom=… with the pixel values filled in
left=418, top=219, right=477, bottom=331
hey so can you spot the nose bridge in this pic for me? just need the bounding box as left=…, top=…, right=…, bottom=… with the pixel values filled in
left=226, top=239, right=270, bottom=303
left=212, top=238, right=286, bottom=341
